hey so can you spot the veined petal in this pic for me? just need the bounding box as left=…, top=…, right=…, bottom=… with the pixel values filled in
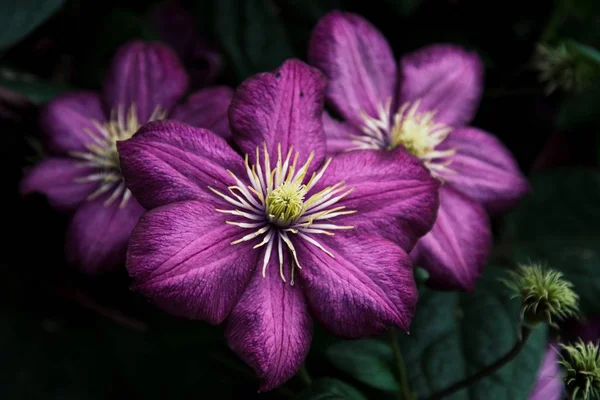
left=398, top=44, right=484, bottom=126
left=65, top=194, right=144, bottom=274
left=40, top=92, right=107, bottom=155
left=229, top=59, right=326, bottom=172
left=118, top=120, right=245, bottom=209
left=312, top=148, right=439, bottom=251
left=323, top=113, right=362, bottom=154
left=127, top=201, right=259, bottom=324
left=296, top=232, right=417, bottom=337
left=436, top=127, right=529, bottom=213
left=308, top=11, right=396, bottom=127
left=529, top=346, right=563, bottom=400
left=103, top=41, right=189, bottom=122
left=225, top=251, right=312, bottom=391
left=170, top=86, right=233, bottom=139
left=20, top=158, right=97, bottom=212
left=410, top=185, right=491, bottom=291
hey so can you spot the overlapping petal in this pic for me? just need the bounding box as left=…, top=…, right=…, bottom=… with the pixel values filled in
left=296, top=231, right=417, bottom=337
left=410, top=186, right=491, bottom=291
left=170, top=86, right=233, bottom=138
left=436, top=127, right=529, bottom=213
left=118, top=120, right=245, bottom=209
left=127, top=201, right=259, bottom=324
left=308, top=11, right=396, bottom=127
left=229, top=59, right=327, bottom=171
left=529, top=346, right=563, bottom=400
left=322, top=113, right=362, bottom=154
left=398, top=44, right=484, bottom=127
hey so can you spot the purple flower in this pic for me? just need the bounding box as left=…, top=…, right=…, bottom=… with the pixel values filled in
left=20, top=41, right=234, bottom=274
left=529, top=346, right=563, bottom=400
left=309, top=11, right=529, bottom=290
left=117, top=59, right=439, bottom=390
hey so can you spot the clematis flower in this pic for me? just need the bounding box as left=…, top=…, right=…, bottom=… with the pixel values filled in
left=117, top=59, right=439, bottom=389
left=529, top=346, right=564, bottom=400
left=20, top=40, right=233, bottom=274
left=309, top=11, right=529, bottom=290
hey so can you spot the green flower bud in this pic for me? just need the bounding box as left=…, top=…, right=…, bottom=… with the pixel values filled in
left=560, top=340, right=600, bottom=400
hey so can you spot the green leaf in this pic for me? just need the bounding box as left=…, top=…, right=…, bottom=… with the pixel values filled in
left=0, top=0, right=64, bottom=51
left=299, top=378, right=368, bottom=400
left=327, top=338, right=398, bottom=392
left=568, top=40, right=600, bottom=66
left=504, top=168, right=600, bottom=314
left=0, top=72, right=71, bottom=103
left=214, top=0, right=295, bottom=82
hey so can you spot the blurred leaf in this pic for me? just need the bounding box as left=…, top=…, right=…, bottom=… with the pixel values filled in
left=327, top=339, right=398, bottom=392
left=214, top=0, right=295, bottom=81
left=557, top=77, right=600, bottom=130
left=568, top=40, right=600, bottom=65
left=0, top=0, right=64, bottom=51
left=505, top=168, right=600, bottom=314
left=384, top=0, right=422, bottom=16
left=299, top=378, right=368, bottom=400
left=0, top=73, right=70, bottom=104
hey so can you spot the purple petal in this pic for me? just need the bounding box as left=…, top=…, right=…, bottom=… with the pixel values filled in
left=103, top=41, right=188, bottom=122
left=170, top=86, right=233, bottom=138
left=127, top=201, right=258, bottom=324
left=529, top=346, right=563, bottom=400
left=65, top=194, right=144, bottom=274
left=563, top=315, right=600, bottom=343
left=20, top=158, right=97, bottom=212
left=398, top=44, right=484, bottom=126
left=296, top=232, right=417, bottom=337
left=225, top=252, right=312, bottom=391
left=308, top=11, right=396, bottom=127
left=410, top=185, right=491, bottom=291
left=118, top=120, right=245, bottom=210
left=322, top=113, right=362, bottom=154
left=315, top=148, right=439, bottom=251
left=40, top=92, right=106, bottom=155
left=229, top=59, right=327, bottom=171
left=437, top=127, right=529, bottom=213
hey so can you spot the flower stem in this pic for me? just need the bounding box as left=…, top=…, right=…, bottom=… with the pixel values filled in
left=388, top=329, right=414, bottom=400
left=422, top=327, right=532, bottom=400
left=298, top=363, right=313, bottom=387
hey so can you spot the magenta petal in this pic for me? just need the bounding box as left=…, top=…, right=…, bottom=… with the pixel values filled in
left=316, top=148, right=439, bottom=251
left=65, top=195, right=144, bottom=274
left=398, top=44, right=484, bottom=126
left=437, top=127, right=529, bottom=213
left=308, top=11, right=396, bottom=127
left=20, top=158, right=97, bottom=212
left=170, top=86, right=233, bottom=139
left=118, top=120, right=245, bottom=209
left=323, top=113, right=362, bottom=154
left=296, top=232, right=417, bottom=337
left=225, top=253, right=312, bottom=391
left=127, top=201, right=258, bottom=324
left=229, top=59, right=327, bottom=171
left=103, top=41, right=189, bottom=122
left=411, top=185, right=491, bottom=291
left=40, top=92, right=106, bottom=155
left=529, top=346, right=563, bottom=400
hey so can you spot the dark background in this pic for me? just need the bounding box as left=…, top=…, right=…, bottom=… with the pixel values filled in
left=3, top=0, right=600, bottom=398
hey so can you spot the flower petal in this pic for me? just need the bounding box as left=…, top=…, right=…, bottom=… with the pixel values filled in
left=170, top=86, right=233, bottom=138
left=103, top=41, right=189, bottom=122
left=127, top=201, right=258, bottom=324
left=296, top=232, right=417, bottom=337
left=40, top=92, right=106, bottom=155
left=529, top=346, right=563, bottom=400
left=20, top=158, right=97, bottom=212
left=118, top=120, right=245, bottom=210
left=229, top=59, right=326, bottom=171
left=308, top=11, right=396, bottom=127
left=314, top=148, right=439, bottom=251
left=437, top=127, right=529, bottom=213
left=410, top=185, right=491, bottom=291
left=225, top=252, right=312, bottom=391
left=398, top=44, right=484, bottom=126
left=322, top=113, right=362, bottom=154
left=65, top=194, right=144, bottom=274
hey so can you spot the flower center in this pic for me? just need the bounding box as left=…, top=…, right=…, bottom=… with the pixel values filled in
left=70, top=104, right=165, bottom=207
left=354, top=98, right=456, bottom=177
left=209, top=144, right=356, bottom=284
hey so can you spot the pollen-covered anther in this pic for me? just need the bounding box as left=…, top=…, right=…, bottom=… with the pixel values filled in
left=69, top=104, right=166, bottom=207
left=210, top=143, right=356, bottom=284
